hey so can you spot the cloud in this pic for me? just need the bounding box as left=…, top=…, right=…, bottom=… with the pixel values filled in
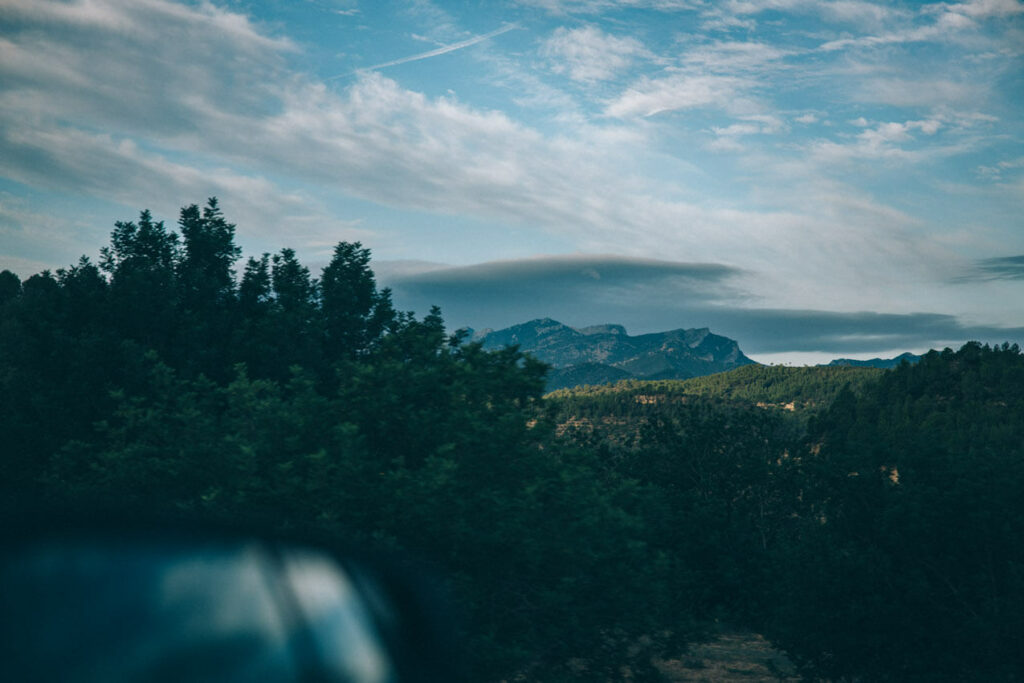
left=386, top=254, right=743, bottom=300
left=0, top=0, right=292, bottom=169
left=700, top=308, right=1024, bottom=353
left=605, top=73, right=750, bottom=117
left=0, top=193, right=98, bottom=276
left=976, top=156, right=1024, bottom=178
left=0, top=0, right=293, bottom=49
left=516, top=0, right=699, bottom=14
left=383, top=254, right=745, bottom=326
left=819, top=19, right=969, bottom=52
left=381, top=254, right=1024, bottom=353
left=712, top=114, right=785, bottom=136
left=681, top=41, right=793, bottom=72
left=4, top=2, right=884, bottom=286
left=1, top=0, right=1018, bottom=339
left=702, top=0, right=908, bottom=30
left=336, top=23, right=519, bottom=77
left=931, top=0, right=1024, bottom=18
left=801, top=116, right=985, bottom=166
left=604, top=41, right=789, bottom=119
left=0, top=124, right=369, bottom=258
left=0, top=1, right=783, bottom=295
left=540, top=25, right=650, bottom=82
left=820, top=1, right=907, bottom=25
left=855, top=118, right=940, bottom=146
left=818, top=0, right=1023, bottom=51
left=956, top=255, right=1024, bottom=282
left=853, top=77, right=990, bottom=108
left=0, top=2, right=634, bottom=243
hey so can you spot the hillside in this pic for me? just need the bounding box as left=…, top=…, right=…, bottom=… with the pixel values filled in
left=477, top=318, right=756, bottom=390
left=547, top=363, right=884, bottom=412
left=545, top=363, right=886, bottom=463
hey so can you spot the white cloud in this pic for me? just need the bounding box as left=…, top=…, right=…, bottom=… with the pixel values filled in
left=818, top=0, right=1022, bottom=52
left=541, top=25, right=650, bottom=82
left=713, top=123, right=766, bottom=137
left=805, top=118, right=952, bottom=163
left=604, top=73, right=750, bottom=117
left=681, top=41, right=793, bottom=72
left=0, top=0, right=292, bottom=142
left=516, top=0, right=699, bottom=14
left=703, top=0, right=907, bottom=30
left=976, top=156, right=1024, bottom=178
left=0, top=124, right=371, bottom=258
left=0, top=0, right=293, bottom=51
left=818, top=20, right=969, bottom=51
left=931, top=0, right=1024, bottom=18
left=709, top=114, right=786, bottom=150
left=821, top=1, right=906, bottom=25
left=0, top=0, right=1019, bottom=324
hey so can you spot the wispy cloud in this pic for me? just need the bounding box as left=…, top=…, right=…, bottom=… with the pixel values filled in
left=930, top=0, right=1024, bottom=19
left=852, top=77, right=989, bottom=107
left=802, top=115, right=992, bottom=165
left=2, top=0, right=1022, bottom=350
left=681, top=41, right=794, bottom=72
left=516, top=0, right=699, bottom=14
left=976, top=156, right=1024, bottom=178
left=0, top=0, right=961, bottom=313
left=605, top=73, right=751, bottom=117
left=333, top=23, right=519, bottom=78
left=819, top=0, right=1023, bottom=51
left=541, top=25, right=651, bottom=82
left=956, top=255, right=1024, bottom=282
left=701, top=0, right=908, bottom=31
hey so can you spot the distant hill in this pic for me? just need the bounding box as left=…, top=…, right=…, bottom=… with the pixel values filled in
left=476, top=318, right=755, bottom=390
left=826, top=352, right=921, bottom=369
left=547, top=363, right=885, bottom=414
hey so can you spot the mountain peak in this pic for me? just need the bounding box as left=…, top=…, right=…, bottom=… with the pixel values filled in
left=479, top=320, right=755, bottom=390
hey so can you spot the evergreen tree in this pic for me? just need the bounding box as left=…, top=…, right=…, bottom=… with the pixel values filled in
left=99, top=210, right=180, bottom=352
left=0, top=269, right=20, bottom=305
left=176, top=198, right=241, bottom=310
left=320, top=241, right=394, bottom=361
left=769, top=343, right=1024, bottom=681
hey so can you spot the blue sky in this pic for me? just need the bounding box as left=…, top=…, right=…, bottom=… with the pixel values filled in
left=1, top=0, right=1022, bottom=363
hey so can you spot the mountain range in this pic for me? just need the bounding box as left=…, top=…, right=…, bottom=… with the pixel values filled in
left=473, top=318, right=755, bottom=391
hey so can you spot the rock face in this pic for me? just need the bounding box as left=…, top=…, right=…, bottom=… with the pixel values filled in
left=478, top=318, right=756, bottom=391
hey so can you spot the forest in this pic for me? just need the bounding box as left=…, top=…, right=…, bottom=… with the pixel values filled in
left=2, top=200, right=1022, bottom=681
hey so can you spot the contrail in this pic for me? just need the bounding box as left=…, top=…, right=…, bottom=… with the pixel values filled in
left=330, top=23, right=519, bottom=80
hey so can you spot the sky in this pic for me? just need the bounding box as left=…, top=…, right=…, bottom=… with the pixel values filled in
left=1, top=0, right=1023, bottom=364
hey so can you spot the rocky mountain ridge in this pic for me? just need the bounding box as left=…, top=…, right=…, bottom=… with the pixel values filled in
left=474, top=318, right=756, bottom=391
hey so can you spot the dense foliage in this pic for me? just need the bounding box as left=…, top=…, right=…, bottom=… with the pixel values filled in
left=551, top=345, right=1024, bottom=681
left=0, top=201, right=674, bottom=681
left=3, top=200, right=1022, bottom=681
left=767, top=343, right=1024, bottom=681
